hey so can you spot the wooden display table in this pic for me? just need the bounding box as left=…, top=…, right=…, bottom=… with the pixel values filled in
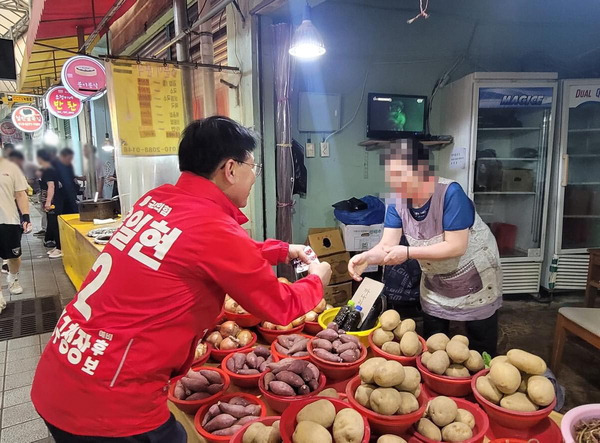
left=585, top=248, right=600, bottom=307
left=58, top=214, right=121, bottom=290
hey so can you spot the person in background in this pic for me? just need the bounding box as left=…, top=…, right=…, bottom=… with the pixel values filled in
left=33, top=168, right=47, bottom=238
left=36, top=149, right=63, bottom=259
left=8, top=151, right=38, bottom=193
left=82, top=143, right=104, bottom=199
left=0, top=153, right=31, bottom=306
left=348, top=141, right=502, bottom=355
left=54, top=148, right=80, bottom=214
left=32, top=116, right=332, bottom=442
left=2, top=143, right=15, bottom=158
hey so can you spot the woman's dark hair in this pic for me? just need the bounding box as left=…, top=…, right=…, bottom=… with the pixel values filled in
left=380, top=139, right=430, bottom=168
left=179, top=116, right=258, bottom=178
left=36, top=148, right=52, bottom=163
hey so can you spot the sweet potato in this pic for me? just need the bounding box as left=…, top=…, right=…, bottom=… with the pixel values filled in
left=337, top=342, right=359, bottom=353
left=174, top=381, right=185, bottom=400
left=316, top=329, right=339, bottom=341
left=233, top=353, right=247, bottom=371
left=298, top=385, right=311, bottom=395
left=218, top=402, right=248, bottom=418
left=263, top=372, right=275, bottom=389
left=293, top=351, right=309, bottom=357
left=212, top=425, right=243, bottom=436
left=308, top=379, right=319, bottom=391
left=207, top=383, right=224, bottom=395
left=288, top=339, right=309, bottom=355
left=229, top=396, right=251, bottom=406
left=204, top=414, right=237, bottom=432
left=277, top=335, right=294, bottom=348
left=267, top=359, right=294, bottom=374
left=327, top=322, right=339, bottom=331
left=254, top=346, right=271, bottom=358
left=226, top=358, right=236, bottom=372
left=314, top=348, right=343, bottom=362
left=288, top=359, right=309, bottom=374
left=302, top=363, right=320, bottom=381
left=340, top=349, right=360, bottom=362
left=246, top=352, right=258, bottom=369
left=269, top=381, right=296, bottom=396
left=236, top=416, right=259, bottom=427
left=237, top=369, right=260, bottom=375
left=339, top=334, right=360, bottom=345
left=332, top=340, right=342, bottom=351
left=186, top=392, right=211, bottom=401
left=274, top=343, right=289, bottom=355
left=313, top=338, right=334, bottom=351
left=276, top=371, right=305, bottom=388
left=181, top=375, right=209, bottom=392
left=244, top=404, right=262, bottom=416
left=199, top=370, right=222, bottom=384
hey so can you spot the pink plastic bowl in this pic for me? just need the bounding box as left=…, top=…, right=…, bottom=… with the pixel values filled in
left=561, top=403, right=600, bottom=443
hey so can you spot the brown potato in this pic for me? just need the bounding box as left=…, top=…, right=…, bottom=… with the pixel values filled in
left=445, top=340, right=470, bottom=364
left=500, top=392, right=539, bottom=412
left=296, top=399, right=336, bottom=428
left=489, top=355, right=509, bottom=368
left=489, top=362, right=521, bottom=395
left=428, top=396, right=458, bottom=427
left=421, top=351, right=432, bottom=366
left=393, top=318, right=416, bottom=340
left=377, top=436, right=407, bottom=443
left=400, top=331, right=420, bottom=357
left=426, top=350, right=450, bottom=375
left=374, top=360, right=405, bottom=387
left=395, top=366, right=421, bottom=392
left=359, top=357, right=386, bottom=384
left=507, top=349, right=547, bottom=375
left=527, top=375, right=555, bottom=407
left=417, top=418, right=442, bottom=441
left=243, top=422, right=267, bottom=443
left=292, top=421, right=332, bottom=443
left=476, top=375, right=503, bottom=404
left=380, top=310, right=401, bottom=331
left=355, top=383, right=376, bottom=409
left=370, top=388, right=402, bottom=415
left=464, top=350, right=485, bottom=373
left=445, top=364, right=470, bottom=378
left=397, top=392, right=419, bottom=414
left=372, top=329, right=395, bottom=347
left=381, top=341, right=402, bottom=356
left=426, top=333, right=450, bottom=352
left=450, top=334, right=469, bottom=347
left=332, top=408, right=365, bottom=443
left=442, top=422, right=473, bottom=442
left=518, top=373, right=530, bottom=393
left=412, top=385, right=421, bottom=399
left=317, top=388, right=339, bottom=399
left=455, top=408, right=476, bottom=429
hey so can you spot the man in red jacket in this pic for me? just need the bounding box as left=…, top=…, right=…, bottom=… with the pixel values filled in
left=32, top=117, right=331, bottom=442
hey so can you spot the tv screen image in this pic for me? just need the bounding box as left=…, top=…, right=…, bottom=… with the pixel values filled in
left=0, top=38, right=16, bottom=81
left=367, top=93, right=427, bottom=139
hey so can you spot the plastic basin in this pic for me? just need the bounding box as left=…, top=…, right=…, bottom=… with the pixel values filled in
left=230, top=416, right=282, bottom=443
left=369, top=332, right=427, bottom=367
left=222, top=309, right=262, bottom=328
left=416, top=356, right=473, bottom=397
left=306, top=340, right=367, bottom=380
left=194, top=392, right=267, bottom=443
left=303, top=321, right=322, bottom=336
left=191, top=342, right=213, bottom=367
left=317, top=308, right=381, bottom=348
left=167, top=366, right=230, bottom=415
left=279, top=397, right=371, bottom=443
left=270, top=334, right=312, bottom=361
left=220, top=346, right=273, bottom=388
left=561, top=403, right=600, bottom=443
left=411, top=397, right=489, bottom=443
left=471, top=369, right=556, bottom=430
left=258, top=370, right=327, bottom=414
left=210, top=331, right=258, bottom=362
left=257, top=324, right=305, bottom=344
left=345, top=375, right=427, bottom=436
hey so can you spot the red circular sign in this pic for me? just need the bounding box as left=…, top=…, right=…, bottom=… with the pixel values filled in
left=45, top=86, right=83, bottom=119
left=11, top=106, right=44, bottom=133
left=61, top=55, right=107, bottom=100
left=0, top=121, right=17, bottom=136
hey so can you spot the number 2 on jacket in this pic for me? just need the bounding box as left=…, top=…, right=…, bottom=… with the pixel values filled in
left=73, top=253, right=112, bottom=321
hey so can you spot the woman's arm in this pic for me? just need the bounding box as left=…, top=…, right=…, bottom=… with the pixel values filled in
left=382, top=229, right=469, bottom=265
left=348, top=227, right=403, bottom=280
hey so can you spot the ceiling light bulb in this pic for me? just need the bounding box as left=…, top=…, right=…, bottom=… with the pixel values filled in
left=289, top=4, right=326, bottom=60
left=43, top=129, right=59, bottom=146
left=102, top=132, right=114, bottom=152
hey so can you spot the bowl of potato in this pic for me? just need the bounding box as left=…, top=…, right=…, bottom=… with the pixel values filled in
left=369, top=310, right=427, bottom=367
left=412, top=396, right=489, bottom=442
left=471, top=349, right=557, bottom=431
left=271, top=334, right=312, bottom=361
left=304, top=300, right=332, bottom=335
left=168, top=366, right=231, bottom=414
left=345, top=357, right=427, bottom=435
left=258, top=321, right=306, bottom=344
left=221, top=346, right=275, bottom=388
left=230, top=416, right=282, bottom=443
left=279, top=397, right=370, bottom=443
left=416, top=333, right=485, bottom=397
left=194, top=393, right=268, bottom=442
left=223, top=295, right=262, bottom=327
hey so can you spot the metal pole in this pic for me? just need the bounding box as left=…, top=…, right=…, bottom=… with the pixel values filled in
left=173, top=0, right=194, bottom=125
left=200, top=13, right=216, bottom=116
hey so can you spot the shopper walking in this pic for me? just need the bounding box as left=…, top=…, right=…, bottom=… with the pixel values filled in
left=54, top=147, right=80, bottom=214
left=36, top=149, right=64, bottom=259
left=0, top=155, right=31, bottom=306
left=32, top=117, right=332, bottom=442
left=349, top=141, right=502, bottom=355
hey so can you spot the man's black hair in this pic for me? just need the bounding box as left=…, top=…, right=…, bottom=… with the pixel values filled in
left=8, top=150, right=24, bottom=160
left=178, top=116, right=258, bottom=178
left=60, top=147, right=74, bottom=157
left=379, top=139, right=430, bottom=168
left=36, top=148, right=52, bottom=162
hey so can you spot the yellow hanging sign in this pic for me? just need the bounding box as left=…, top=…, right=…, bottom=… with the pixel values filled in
left=106, top=61, right=185, bottom=156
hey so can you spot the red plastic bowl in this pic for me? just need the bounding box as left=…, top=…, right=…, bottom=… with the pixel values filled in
left=303, top=321, right=322, bottom=336
left=194, top=392, right=268, bottom=443
left=271, top=334, right=312, bottom=361
left=306, top=340, right=367, bottom=381
left=411, top=397, right=489, bottom=443
left=191, top=342, right=213, bottom=367
left=257, top=323, right=305, bottom=344
left=230, top=416, right=282, bottom=443
left=416, top=355, right=473, bottom=397
left=345, top=376, right=427, bottom=436
left=368, top=333, right=427, bottom=367
left=210, top=331, right=258, bottom=362
left=471, top=370, right=557, bottom=430
left=258, top=370, right=327, bottom=414
left=279, top=397, right=371, bottom=443
left=167, top=366, right=230, bottom=415
left=221, top=346, right=273, bottom=388
left=223, top=309, right=262, bottom=327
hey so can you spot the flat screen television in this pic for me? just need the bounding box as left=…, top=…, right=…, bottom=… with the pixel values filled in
left=367, top=93, right=427, bottom=139
left=0, top=39, right=16, bottom=81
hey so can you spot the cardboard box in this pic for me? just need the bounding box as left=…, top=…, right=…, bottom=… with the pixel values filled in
left=307, top=229, right=346, bottom=257
left=502, top=169, right=534, bottom=193
left=338, top=223, right=384, bottom=252
left=324, top=281, right=353, bottom=307
left=324, top=252, right=351, bottom=285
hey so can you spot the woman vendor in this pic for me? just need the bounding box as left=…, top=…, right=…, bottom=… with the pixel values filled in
left=348, top=141, right=502, bottom=354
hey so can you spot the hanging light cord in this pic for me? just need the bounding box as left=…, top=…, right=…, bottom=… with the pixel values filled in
left=407, top=0, right=429, bottom=24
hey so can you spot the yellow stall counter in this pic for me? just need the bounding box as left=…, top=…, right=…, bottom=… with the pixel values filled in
left=58, top=214, right=121, bottom=290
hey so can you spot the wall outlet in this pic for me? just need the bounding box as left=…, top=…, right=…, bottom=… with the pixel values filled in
left=320, top=142, right=330, bottom=157
left=306, top=142, right=315, bottom=158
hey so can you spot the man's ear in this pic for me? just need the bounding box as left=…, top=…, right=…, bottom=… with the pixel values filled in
left=222, top=159, right=237, bottom=184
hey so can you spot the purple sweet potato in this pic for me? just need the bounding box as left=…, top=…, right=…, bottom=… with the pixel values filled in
left=340, top=349, right=360, bottom=362
left=327, top=322, right=339, bottom=331
left=314, top=348, right=343, bottom=363
left=312, top=339, right=333, bottom=351
left=263, top=372, right=275, bottom=389
left=287, top=359, right=309, bottom=374
left=292, top=351, right=309, bottom=357
left=233, top=353, right=247, bottom=371
left=255, top=356, right=265, bottom=369
left=243, top=404, right=262, bottom=416
left=226, top=358, right=236, bottom=372
left=254, top=346, right=271, bottom=358
left=337, top=342, right=359, bottom=354
left=301, top=363, right=320, bottom=382
left=243, top=364, right=249, bottom=370
left=207, top=383, right=224, bottom=395
left=202, top=404, right=221, bottom=426
left=269, top=381, right=296, bottom=396
left=339, top=334, right=360, bottom=345
left=246, top=352, right=258, bottom=369
left=199, top=370, right=222, bottom=384
left=332, top=340, right=342, bottom=351
left=212, top=425, right=242, bottom=436
left=307, top=378, right=319, bottom=391
left=218, top=402, right=249, bottom=418
left=174, top=381, right=185, bottom=400
left=229, top=397, right=251, bottom=407
left=277, top=335, right=293, bottom=347
left=181, top=375, right=209, bottom=392
left=267, top=359, right=294, bottom=374
left=316, top=329, right=338, bottom=341
left=186, top=392, right=211, bottom=401
left=204, top=414, right=237, bottom=432
left=237, top=369, right=260, bottom=375
left=276, top=370, right=305, bottom=388
left=298, top=385, right=310, bottom=395
left=236, top=416, right=259, bottom=427
left=259, top=361, right=268, bottom=372
left=274, top=342, right=289, bottom=355
left=287, top=338, right=308, bottom=355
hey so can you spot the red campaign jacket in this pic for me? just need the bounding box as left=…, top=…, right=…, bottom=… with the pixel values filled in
left=31, top=172, right=323, bottom=437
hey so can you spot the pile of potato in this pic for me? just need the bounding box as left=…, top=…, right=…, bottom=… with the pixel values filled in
left=205, top=321, right=254, bottom=351
left=475, top=349, right=555, bottom=412
left=311, top=322, right=364, bottom=363
left=371, top=310, right=422, bottom=358
left=261, top=316, right=306, bottom=331
left=173, top=368, right=225, bottom=401
left=195, top=341, right=209, bottom=360
left=243, top=420, right=281, bottom=443
left=200, top=397, right=262, bottom=436
left=274, top=334, right=309, bottom=357
left=354, top=357, right=422, bottom=416
left=422, top=334, right=484, bottom=377
left=263, top=358, right=322, bottom=396
left=292, top=399, right=365, bottom=443
left=304, top=299, right=330, bottom=323
left=226, top=346, right=273, bottom=375
left=417, top=396, right=476, bottom=442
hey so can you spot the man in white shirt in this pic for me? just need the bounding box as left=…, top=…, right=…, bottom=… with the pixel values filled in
left=0, top=157, right=31, bottom=308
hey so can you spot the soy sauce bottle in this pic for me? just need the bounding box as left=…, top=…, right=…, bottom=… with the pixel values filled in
left=333, top=300, right=355, bottom=326
left=342, top=305, right=363, bottom=332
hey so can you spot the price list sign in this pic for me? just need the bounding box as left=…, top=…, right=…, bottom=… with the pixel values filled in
left=106, top=61, right=185, bottom=156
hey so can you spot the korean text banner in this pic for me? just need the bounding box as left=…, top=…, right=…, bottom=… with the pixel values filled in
left=478, top=87, right=553, bottom=108
left=106, top=61, right=185, bottom=156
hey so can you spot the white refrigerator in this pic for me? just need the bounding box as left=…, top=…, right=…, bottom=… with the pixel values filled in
left=432, top=72, right=558, bottom=294
left=542, top=79, right=600, bottom=292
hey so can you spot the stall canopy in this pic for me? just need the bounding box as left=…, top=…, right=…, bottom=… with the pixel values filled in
left=19, top=0, right=137, bottom=93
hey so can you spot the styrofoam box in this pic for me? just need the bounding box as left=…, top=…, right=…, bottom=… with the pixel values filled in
left=338, top=222, right=384, bottom=252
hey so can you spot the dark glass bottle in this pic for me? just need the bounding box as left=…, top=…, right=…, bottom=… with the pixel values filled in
left=342, top=305, right=363, bottom=332
left=333, top=300, right=355, bottom=326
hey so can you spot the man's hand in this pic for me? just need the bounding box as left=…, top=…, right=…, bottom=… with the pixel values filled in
left=348, top=253, right=369, bottom=281
left=287, top=244, right=310, bottom=264
left=382, top=245, right=408, bottom=266
left=44, top=203, right=52, bottom=212
left=21, top=214, right=32, bottom=234
left=308, top=261, right=332, bottom=287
